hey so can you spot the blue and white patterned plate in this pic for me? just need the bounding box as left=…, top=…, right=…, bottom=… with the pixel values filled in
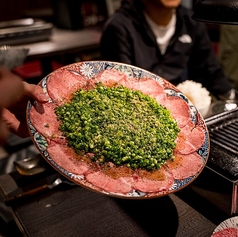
left=212, top=216, right=238, bottom=236
left=27, top=61, right=209, bottom=199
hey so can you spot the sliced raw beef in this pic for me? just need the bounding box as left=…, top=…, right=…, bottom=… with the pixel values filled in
left=101, top=163, right=134, bottom=179
left=163, top=96, right=191, bottom=128
left=166, top=151, right=203, bottom=179
left=30, top=102, right=66, bottom=144
left=132, top=167, right=174, bottom=192
left=117, top=75, right=139, bottom=89
left=120, top=77, right=165, bottom=97
left=133, top=78, right=165, bottom=98
left=85, top=171, right=133, bottom=194
left=211, top=228, right=238, bottom=237
left=175, top=120, right=205, bottom=154
left=47, top=69, right=88, bottom=104
left=154, top=94, right=168, bottom=107
left=95, top=69, right=128, bottom=87
left=47, top=142, right=91, bottom=175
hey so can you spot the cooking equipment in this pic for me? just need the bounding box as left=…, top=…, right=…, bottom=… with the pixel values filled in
left=0, top=18, right=53, bottom=46
left=14, top=154, right=49, bottom=176
left=192, top=107, right=238, bottom=215
left=4, top=177, right=62, bottom=206
left=192, top=0, right=238, bottom=25
left=3, top=174, right=76, bottom=206
left=206, top=108, right=238, bottom=177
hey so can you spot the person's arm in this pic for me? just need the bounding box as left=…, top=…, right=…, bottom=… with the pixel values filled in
left=0, top=67, right=23, bottom=109
left=0, top=67, right=24, bottom=144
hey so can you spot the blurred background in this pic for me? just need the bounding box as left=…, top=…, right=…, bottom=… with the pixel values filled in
left=0, top=0, right=221, bottom=82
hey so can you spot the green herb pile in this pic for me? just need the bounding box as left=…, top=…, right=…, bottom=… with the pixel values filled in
left=55, top=84, right=180, bottom=171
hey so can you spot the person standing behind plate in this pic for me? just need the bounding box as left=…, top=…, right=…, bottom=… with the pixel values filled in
left=100, top=0, right=238, bottom=100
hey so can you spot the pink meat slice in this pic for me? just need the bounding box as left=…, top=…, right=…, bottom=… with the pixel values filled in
left=166, top=152, right=203, bottom=179
left=163, top=96, right=191, bottom=128
left=95, top=69, right=128, bottom=87
left=47, top=142, right=90, bottom=175
left=30, top=102, right=66, bottom=143
left=47, top=69, right=87, bottom=104
left=154, top=94, right=168, bottom=107
left=85, top=171, right=133, bottom=194
left=96, top=69, right=167, bottom=108
left=119, top=77, right=167, bottom=102
left=131, top=78, right=165, bottom=97
left=175, top=120, right=205, bottom=154
left=211, top=228, right=238, bottom=237
left=132, top=167, right=174, bottom=193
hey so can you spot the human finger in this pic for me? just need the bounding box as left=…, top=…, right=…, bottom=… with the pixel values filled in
left=22, top=81, right=50, bottom=103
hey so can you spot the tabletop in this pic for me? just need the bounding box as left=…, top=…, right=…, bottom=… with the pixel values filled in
left=0, top=168, right=229, bottom=237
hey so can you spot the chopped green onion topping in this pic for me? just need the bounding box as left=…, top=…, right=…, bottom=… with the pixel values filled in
left=55, top=83, right=180, bottom=171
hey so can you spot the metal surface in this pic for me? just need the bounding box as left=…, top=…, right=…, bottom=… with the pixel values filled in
left=206, top=108, right=238, bottom=156
left=192, top=0, right=238, bottom=25
left=205, top=108, right=238, bottom=179
left=4, top=178, right=62, bottom=206
left=0, top=19, right=53, bottom=46
left=14, top=154, right=48, bottom=176
left=206, top=120, right=238, bottom=215
left=205, top=107, right=238, bottom=211
left=0, top=18, right=34, bottom=29
left=191, top=108, right=238, bottom=215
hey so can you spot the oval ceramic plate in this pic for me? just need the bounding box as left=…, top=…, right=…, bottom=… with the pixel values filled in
left=27, top=61, right=210, bottom=199
left=212, top=216, right=238, bottom=236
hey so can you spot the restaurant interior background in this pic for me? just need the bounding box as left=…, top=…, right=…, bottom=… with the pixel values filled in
left=0, top=0, right=234, bottom=236
left=0, top=0, right=220, bottom=156
left=0, top=0, right=123, bottom=161
left=0, top=0, right=220, bottom=84
left=0, top=0, right=218, bottom=155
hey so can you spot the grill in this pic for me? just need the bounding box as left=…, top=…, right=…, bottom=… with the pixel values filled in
left=191, top=107, right=238, bottom=215
left=0, top=18, right=53, bottom=46
left=205, top=107, right=238, bottom=179
left=209, top=118, right=238, bottom=155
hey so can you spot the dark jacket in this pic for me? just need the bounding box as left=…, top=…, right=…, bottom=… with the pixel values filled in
left=100, top=0, right=233, bottom=96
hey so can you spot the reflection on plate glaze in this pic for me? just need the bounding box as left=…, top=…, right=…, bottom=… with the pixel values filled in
left=27, top=61, right=210, bottom=199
